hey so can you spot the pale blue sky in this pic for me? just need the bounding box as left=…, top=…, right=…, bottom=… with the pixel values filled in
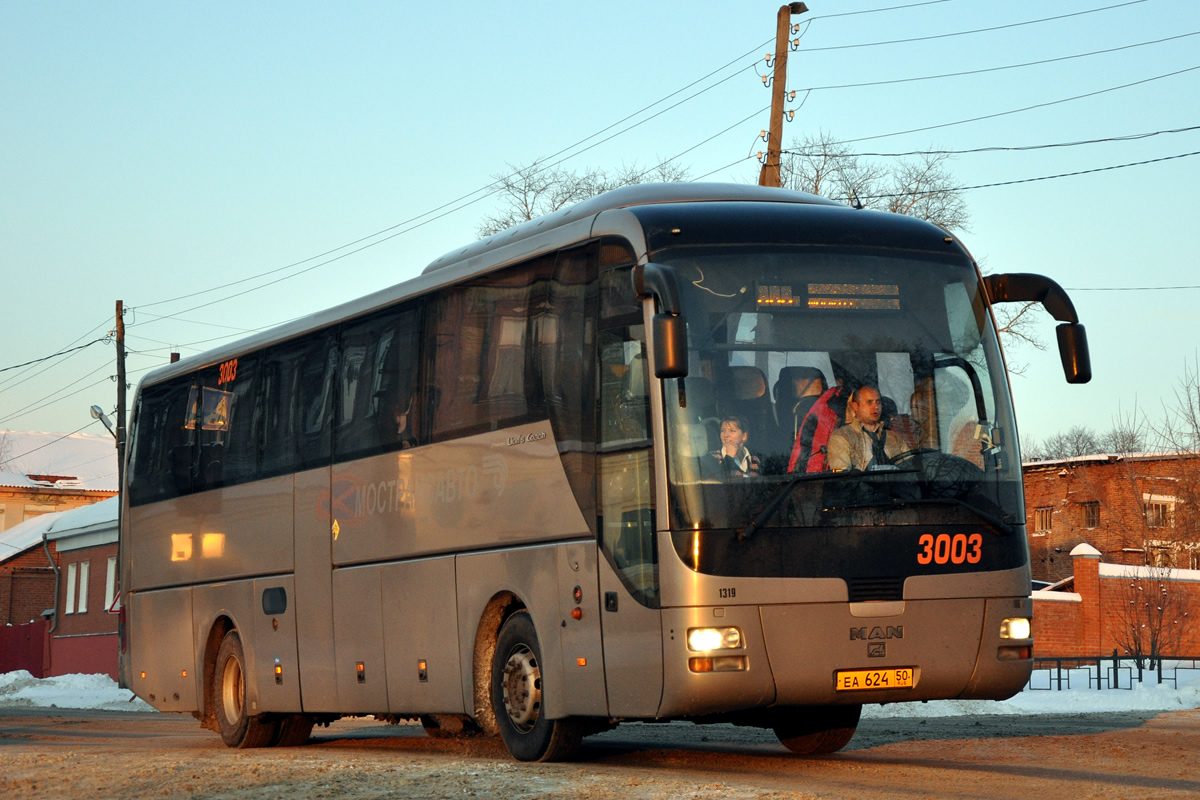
left=2, top=0, right=1198, bottom=457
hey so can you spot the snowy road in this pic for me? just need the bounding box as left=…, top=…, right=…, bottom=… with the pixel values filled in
left=3, top=706, right=1200, bottom=799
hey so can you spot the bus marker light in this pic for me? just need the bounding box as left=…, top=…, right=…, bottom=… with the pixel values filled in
left=577, top=658, right=587, bottom=667
left=418, top=660, right=428, bottom=682
left=274, top=657, right=283, bottom=685
left=571, top=608, right=582, bottom=620
left=1000, top=618, right=1031, bottom=640
left=181, top=670, right=187, bottom=678
left=356, top=662, right=366, bottom=683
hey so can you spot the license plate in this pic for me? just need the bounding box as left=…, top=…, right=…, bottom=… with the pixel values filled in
left=835, top=667, right=915, bottom=691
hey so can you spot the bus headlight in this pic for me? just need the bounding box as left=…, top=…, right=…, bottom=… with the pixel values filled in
left=687, top=627, right=742, bottom=652
left=1000, top=617, right=1031, bottom=640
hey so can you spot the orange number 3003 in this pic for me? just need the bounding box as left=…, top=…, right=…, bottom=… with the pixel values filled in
left=917, top=533, right=982, bottom=565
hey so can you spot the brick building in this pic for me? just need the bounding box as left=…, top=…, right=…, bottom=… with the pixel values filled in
left=0, top=512, right=61, bottom=627
left=0, top=498, right=120, bottom=678
left=1, top=472, right=116, bottom=533
left=1023, top=453, right=1200, bottom=584
left=1031, top=543, right=1200, bottom=658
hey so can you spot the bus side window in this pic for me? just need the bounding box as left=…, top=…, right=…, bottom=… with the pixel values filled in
left=296, top=332, right=336, bottom=469
left=334, top=304, right=422, bottom=459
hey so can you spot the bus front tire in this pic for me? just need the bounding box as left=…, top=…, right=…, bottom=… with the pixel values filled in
left=773, top=704, right=861, bottom=755
left=214, top=630, right=280, bottom=748
left=490, top=611, right=583, bottom=762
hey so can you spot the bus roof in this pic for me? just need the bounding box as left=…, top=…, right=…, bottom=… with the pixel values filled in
left=422, top=183, right=838, bottom=274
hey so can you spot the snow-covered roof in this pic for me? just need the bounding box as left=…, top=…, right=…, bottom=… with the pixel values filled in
left=0, top=497, right=119, bottom=561
left=1022, top=451, right=1200, bottom=469
left=0, top=513, right=60, bottom=561
left=0, top=431, right=118, bottom=492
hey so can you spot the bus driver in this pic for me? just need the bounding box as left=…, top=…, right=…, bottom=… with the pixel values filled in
left=826, top=384, right=912, bottom=471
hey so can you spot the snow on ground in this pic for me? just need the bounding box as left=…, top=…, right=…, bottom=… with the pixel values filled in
left=0, top=671, right=154, bottom=712
left=3, top=668, right=1199, bottom=717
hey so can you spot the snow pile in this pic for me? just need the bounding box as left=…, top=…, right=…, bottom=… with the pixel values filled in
left=0, top=670, right=154, bottom=712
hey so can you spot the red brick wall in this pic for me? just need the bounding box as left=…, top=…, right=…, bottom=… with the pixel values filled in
left=1033, top=547, right=1200, bottom=657
left=0, top=542, right=57, bottom=626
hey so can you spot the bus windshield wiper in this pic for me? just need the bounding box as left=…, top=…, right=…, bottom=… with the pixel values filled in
left=828, top=496, right=1016, bottom=536
left=738, top=470, right=865, bottom=542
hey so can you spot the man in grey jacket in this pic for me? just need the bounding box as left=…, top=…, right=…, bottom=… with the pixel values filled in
left=826, top=384, right=912, bottom=471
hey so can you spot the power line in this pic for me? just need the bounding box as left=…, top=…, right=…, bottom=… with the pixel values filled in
left=0, top=338, right=109, bottom=375
left=783, top=125, right=1200, bottom=159
left=797, top=1, right=1148, bottom=53
left=797, top=32, right=1200, bottom=93
left=838, top=64, right=1200, bottom=145
left=132, top=43, right=779, bottom=319
left=857, top=148, right=1200, bottom=199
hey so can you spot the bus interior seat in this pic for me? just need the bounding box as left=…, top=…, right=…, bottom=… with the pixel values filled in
left=718, top=365, right=779, bottom=457
left=773, top=366, right=826, bottom=450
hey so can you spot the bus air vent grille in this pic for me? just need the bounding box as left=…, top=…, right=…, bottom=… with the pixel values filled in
left=846, top=577, right=904, bottom=603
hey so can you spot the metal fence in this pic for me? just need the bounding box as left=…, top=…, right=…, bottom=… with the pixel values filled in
left=1028, top=653, right=1200, bottom=690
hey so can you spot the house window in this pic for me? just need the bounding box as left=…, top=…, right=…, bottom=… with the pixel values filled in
left=105, top=557, right=118, bottom=612
left=1144, top=495, right=1175, bottom=529
left=1034, top=507, right=1052, bottom=532
left=65, top=563, right=77, bottom=615
left=1080, top=501, right=1100, bottom=529
left=77, top=561, right=90, bottom=614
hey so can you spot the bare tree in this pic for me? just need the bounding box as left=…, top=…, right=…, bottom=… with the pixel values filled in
left=1111, top=565, right=1191, bottom=671
left=779, top=132, right=969, bottom=234
left=779, top=130, right=886, bottom=209
left=477, top=159, right=691, bottom=238
left=1038, top=425, right=1103, bottom=460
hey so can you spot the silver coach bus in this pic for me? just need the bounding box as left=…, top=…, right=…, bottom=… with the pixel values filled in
left=119, top=184, right=1090, bottom=761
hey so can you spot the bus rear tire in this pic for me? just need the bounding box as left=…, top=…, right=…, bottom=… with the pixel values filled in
left=273, top=714, right=314, bottom=747
left=491, top=611, right=583, bottom=762
left=773, top=704, right=861, bottom=755
left=214, top=630, right=280, bottom=748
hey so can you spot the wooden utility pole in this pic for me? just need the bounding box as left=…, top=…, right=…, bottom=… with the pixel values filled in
left=115, top=300, right=127, bottom=495
left=758, top=3, right=808, bottom=188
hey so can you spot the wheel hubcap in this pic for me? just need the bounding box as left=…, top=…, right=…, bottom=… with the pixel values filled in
left=220, top=656, right=243, bottom=726
left=501, top=644, right=541, bottom=732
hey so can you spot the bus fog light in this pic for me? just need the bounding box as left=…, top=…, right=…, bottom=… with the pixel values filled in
left=1000, top=617, right=1031, bottom=640
left=689, top=656, right=747, bottom=673
left=687, top=627, right=742, bottom=652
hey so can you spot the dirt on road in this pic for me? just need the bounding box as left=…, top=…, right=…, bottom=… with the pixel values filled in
left=2, top=708, right=1198, bottom=799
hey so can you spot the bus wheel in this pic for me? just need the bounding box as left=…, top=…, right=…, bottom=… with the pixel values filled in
left=214, top=630, right=280, bottom=748
left=491, top=611, right=583, bottom=762
left=773, top=704, right=861, bottom=755
left=273, top=715, right=314, bottom=747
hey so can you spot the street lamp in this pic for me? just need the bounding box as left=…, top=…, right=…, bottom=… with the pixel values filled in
left=90, top=405, right=117, bottom=439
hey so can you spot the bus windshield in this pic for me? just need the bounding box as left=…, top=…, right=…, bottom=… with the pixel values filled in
left=657, top=244, right=1024, bottom=578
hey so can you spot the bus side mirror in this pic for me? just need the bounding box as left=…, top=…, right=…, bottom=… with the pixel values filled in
left=983, top=272, right=1092, bottom=385
left=1056, top=323, right=1091, bottom=384
left=653, top=313, right=688, bottom=379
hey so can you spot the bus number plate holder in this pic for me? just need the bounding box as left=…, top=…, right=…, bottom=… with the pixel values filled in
left=835, top=667, right=915, bottom=692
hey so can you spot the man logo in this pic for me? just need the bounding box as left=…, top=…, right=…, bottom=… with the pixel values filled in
left=849, top=626, right=904, bottom=641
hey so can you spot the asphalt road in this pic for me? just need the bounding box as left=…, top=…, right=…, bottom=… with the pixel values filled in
left=3, top=707, right=1198, bottom=799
